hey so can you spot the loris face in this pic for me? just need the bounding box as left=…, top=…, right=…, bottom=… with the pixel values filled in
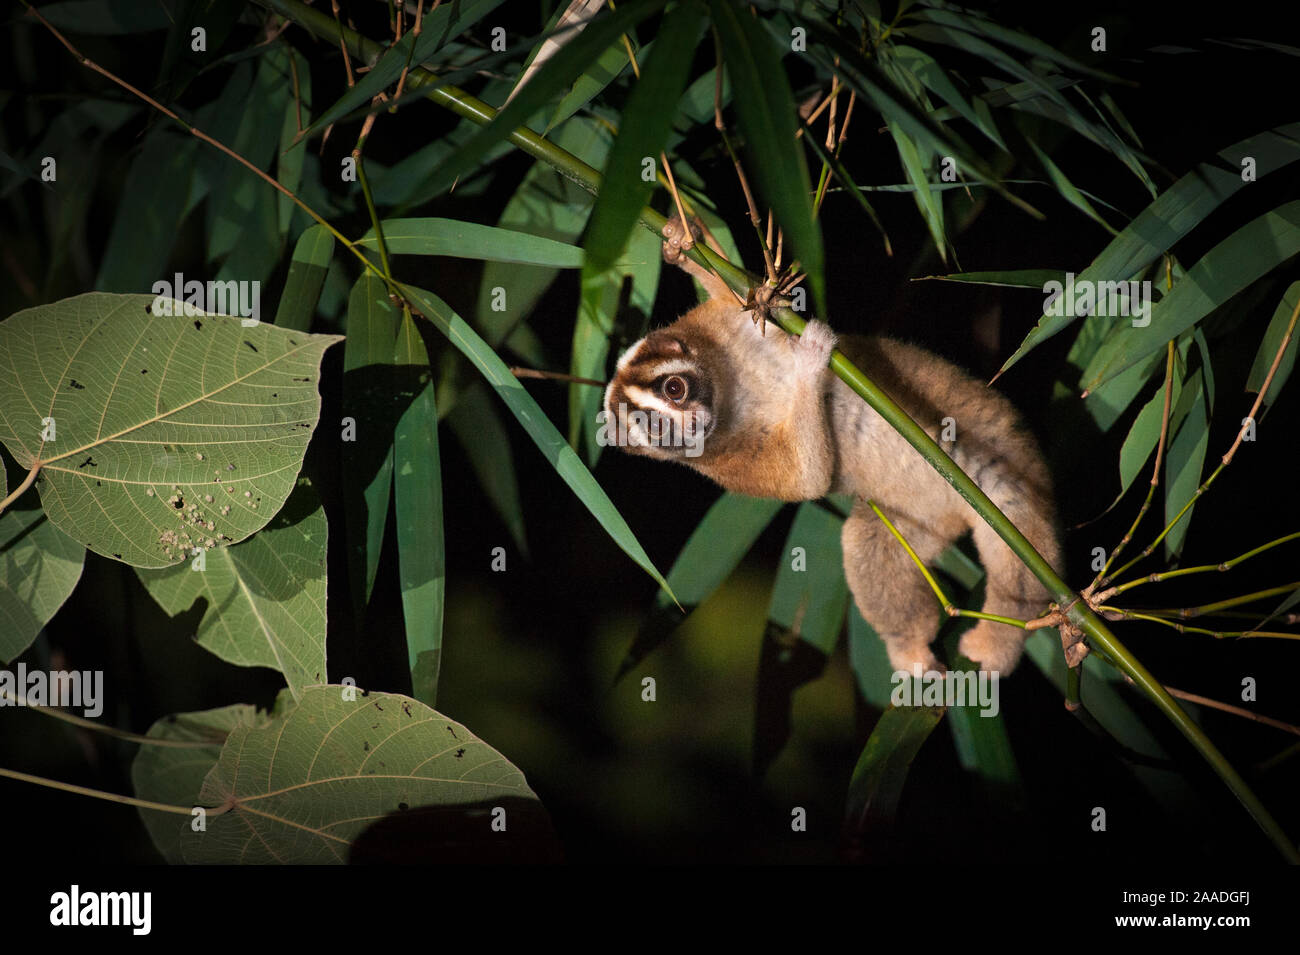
left=602, top=329, right=716, bottom=460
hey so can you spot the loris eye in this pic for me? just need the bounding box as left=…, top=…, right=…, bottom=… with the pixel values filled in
left=661, top=375, right=688, bottom=402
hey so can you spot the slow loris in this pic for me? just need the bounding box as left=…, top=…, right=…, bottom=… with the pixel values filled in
left=603, top=219, right=1062, bottom=675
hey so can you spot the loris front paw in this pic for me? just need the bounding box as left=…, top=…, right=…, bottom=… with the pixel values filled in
left=661, top=214, right=699, bottom=266
left=793, top=319, right=837, bottom=375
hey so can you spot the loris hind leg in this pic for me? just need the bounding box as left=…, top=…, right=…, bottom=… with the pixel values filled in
left=842, top=501, right=950, bottom=674
left=960, top=496, right=1061, bottom=674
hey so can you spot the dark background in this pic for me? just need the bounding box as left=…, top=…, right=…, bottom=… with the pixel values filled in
left=1, top=0, right=1298, bottom=864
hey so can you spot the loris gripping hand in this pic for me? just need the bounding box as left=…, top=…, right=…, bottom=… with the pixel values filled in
left=604, top=218, right=1063, bottom=678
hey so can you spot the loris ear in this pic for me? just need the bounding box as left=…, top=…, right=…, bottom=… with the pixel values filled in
left=662, top=215, right=740, bottom=306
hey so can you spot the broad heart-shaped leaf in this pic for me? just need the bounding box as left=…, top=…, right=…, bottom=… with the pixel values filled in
left=131, top=700, right=278, bottom=864
left=0, top=502, right=85, bottom=663
left=180, top=686, right=547, bottom=864
left=135, top=476, right=327, bottom=700
left=0, top=293, right=341, bottom=567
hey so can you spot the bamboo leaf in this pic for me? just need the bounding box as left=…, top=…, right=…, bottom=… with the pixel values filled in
left=842, top=704, right=944, bottom=858
left=1247, top=281, right=1300, bottom=409
left=847, top=606, right=893, bottom=710
left=392, top=310, right=444, bottom=708
left=432, top=1, right=668, bottom=193
left=1081, top=202, right=1300, bottom=393
left=447, top=381, right=528, bottom=556
left=359, top=217, right=587, bottom=266
left=583, top=1, right=704, bottom=273
left=1163, top=370, right=1208, bottom=559
left=274, top=225, right=335, bottom=332
left=299, top=0, right=506, bottom=140
left=341, top=276, right=402, bottom=614
left=1000, top=123, right=1300, bottom=375
left=709, top=0, right=825, bottom=312
left=400, top=284, right=674, bottom=599
left=617, top=493, right=783, bottom=681
left=754, top=502, right=849, bottom=776
left=923, top=268, right=1064, bottom=289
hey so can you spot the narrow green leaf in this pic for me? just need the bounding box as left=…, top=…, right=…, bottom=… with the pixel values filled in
left=583, top=1, right=705, bottom=273
left=392, top=310, right=444, bottom=708
left=754, top=502, right=849, bottom=776
left=1082, top=202, right=1300, bottom=394
left=341, top=275, right=402, bottom=613
left=766, top=502, right=849, bottom=653
left=924, top=268, right=1064, bottom=289
left=891, top=44, right=1007, bottom=150
left=359, top=217, right=588, bottom=266
left=848, top=606, right=893, bottom=709
left=447, top=381, right=528, bottom=556
left=36, top=0, right=173, bottom=33
left=276, top=48, right=312, bottom=243
left=207, top=51, right=289, bottom=284
left=1027, top=139, right=1118, bottom=234
left=299, top=0, right=507, bottom=140
left=400, top=284, right=674, bottom=599
left=617, top=493, right=783, bottom=680
left=843, top=704, right=944, bottom=856
left=94, top=129, right=199, bottom=293
left=913, top=7, right=1119, bottom=82
left=1117, top=365, right=1183, bottom=500
left=548, top=37, right=648, bottom=131
left=431, top=1, right=668, bottom=194
left=1163, top=371, right=1209, bottom=559
left=888, top=125, right=947, bottom=259
left=709, top=0, right=825, bottom=312
left=274, top=225, right=335, bottom=331
left=475, top=117, right=612, bottom=348
left=1000, top=123, right=1300, bottom=374
left=944, top=626, right=1023, bottom=806
left=1247, top=281, right=1300, bottom=409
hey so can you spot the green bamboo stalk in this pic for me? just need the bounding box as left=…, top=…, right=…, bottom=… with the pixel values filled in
left=254, top=0, right=1300, bottom=862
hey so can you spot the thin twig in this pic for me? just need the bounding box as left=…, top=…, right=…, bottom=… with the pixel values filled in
left=511, top=367, right=606, bottom=388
